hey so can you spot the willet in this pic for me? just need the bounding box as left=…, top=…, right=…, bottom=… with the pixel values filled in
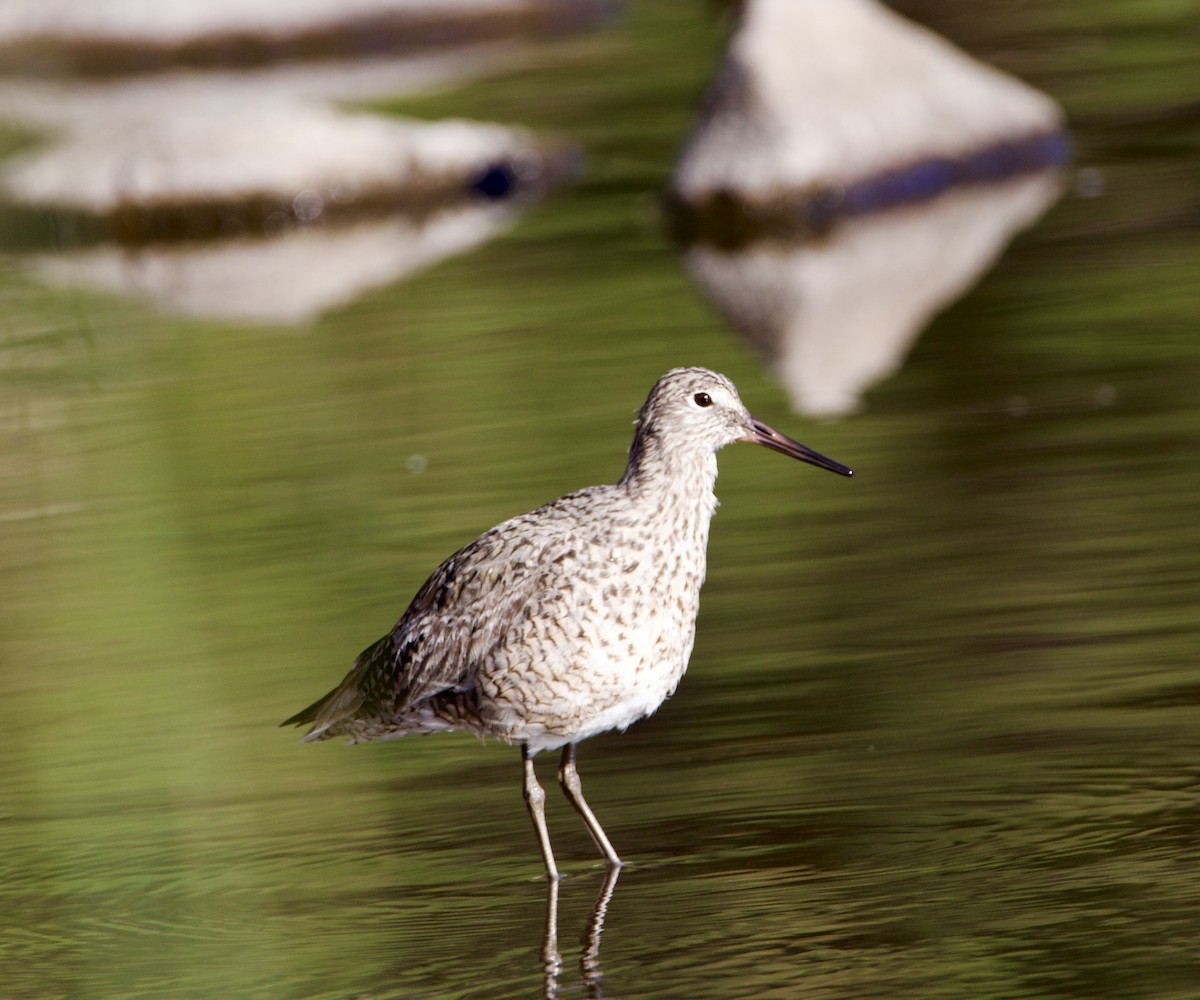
left=283, top=367, right=852, bottom=878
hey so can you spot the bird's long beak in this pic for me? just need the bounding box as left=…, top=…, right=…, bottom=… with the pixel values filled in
left=743, top=416, right=854, bottom=477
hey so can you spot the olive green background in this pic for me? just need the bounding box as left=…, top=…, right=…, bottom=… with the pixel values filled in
left=2, top=2, right=1197, bottom=997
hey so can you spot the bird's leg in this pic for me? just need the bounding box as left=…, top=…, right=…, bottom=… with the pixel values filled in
left=558, top=744, right=623, bottom=869
left=542, top=873, right=562, bottom=996
left=581, top=863, right=621, bottom=993
left=522, top=743, right=561, bottom=881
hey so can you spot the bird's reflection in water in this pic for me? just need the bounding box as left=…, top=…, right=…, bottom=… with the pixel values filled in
left=542, top=866, right=622, bottom=999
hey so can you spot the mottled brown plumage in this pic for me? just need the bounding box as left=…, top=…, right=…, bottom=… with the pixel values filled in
left=283, top=367, right=851, bottom=877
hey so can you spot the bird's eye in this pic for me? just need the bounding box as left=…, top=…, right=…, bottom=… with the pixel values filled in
left=694, top=392, right=713, bottom=408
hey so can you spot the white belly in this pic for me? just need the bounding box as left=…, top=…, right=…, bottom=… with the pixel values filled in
left=478, top=493, right=712, bottom=753
left=484, top=564, right=703, bottom=752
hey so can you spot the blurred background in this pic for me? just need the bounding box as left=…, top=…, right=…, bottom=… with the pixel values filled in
left=1, top=1, right=1197, bottom=997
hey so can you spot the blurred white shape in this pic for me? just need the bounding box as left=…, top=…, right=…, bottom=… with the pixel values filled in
left=0, top=84, right=551, bottom=321
left=671, top=0, right=1066, bottom=415
left=0, top=79, right=537, bottom=211
left=674, top=0, right=1063, bottom=202
left=0, top=0, right=545, bottom=45
left=684, top=174, right=1062, bottom=416
left=0, top=0, right=590, bottom=321
left=31, top=205, right=516, bottom=324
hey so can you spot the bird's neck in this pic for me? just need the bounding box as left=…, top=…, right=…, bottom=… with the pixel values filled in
left=619, top=425, right=720, bottom=520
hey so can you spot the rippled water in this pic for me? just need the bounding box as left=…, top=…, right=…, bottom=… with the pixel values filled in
left=2, top=2, right=1198, bottom=998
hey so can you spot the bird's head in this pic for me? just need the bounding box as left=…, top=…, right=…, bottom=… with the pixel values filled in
left=637, top=367, right=853, bottom=477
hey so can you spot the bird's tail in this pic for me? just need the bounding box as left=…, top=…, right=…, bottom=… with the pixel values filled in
left=280, top=637, right=385, bottom=742
left=279, top=694, right=333, bottom=736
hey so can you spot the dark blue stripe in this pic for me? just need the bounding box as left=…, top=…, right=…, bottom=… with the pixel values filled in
left=838, top=129, right=1071, bottom=217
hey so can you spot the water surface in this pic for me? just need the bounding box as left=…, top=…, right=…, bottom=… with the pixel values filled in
left=2, top=1, right=1198, bottom=997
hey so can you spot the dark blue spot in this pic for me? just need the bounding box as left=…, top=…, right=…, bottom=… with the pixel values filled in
left=470, top=162, right=518, bottom=200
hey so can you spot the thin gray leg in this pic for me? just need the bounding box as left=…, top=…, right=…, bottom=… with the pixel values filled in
left=522, top=743, right=560, bottom=881
left=542, top=872, right=562, bottom=997
left=558, top=744, right=623, bottom=869
left=581, top=863, right=621, bottom=993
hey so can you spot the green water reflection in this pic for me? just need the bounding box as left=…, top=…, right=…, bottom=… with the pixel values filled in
left=2, top=1, right=1198, bottom=998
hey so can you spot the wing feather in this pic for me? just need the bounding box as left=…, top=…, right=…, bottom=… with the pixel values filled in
left=282, top=493, right=601, bottom=741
